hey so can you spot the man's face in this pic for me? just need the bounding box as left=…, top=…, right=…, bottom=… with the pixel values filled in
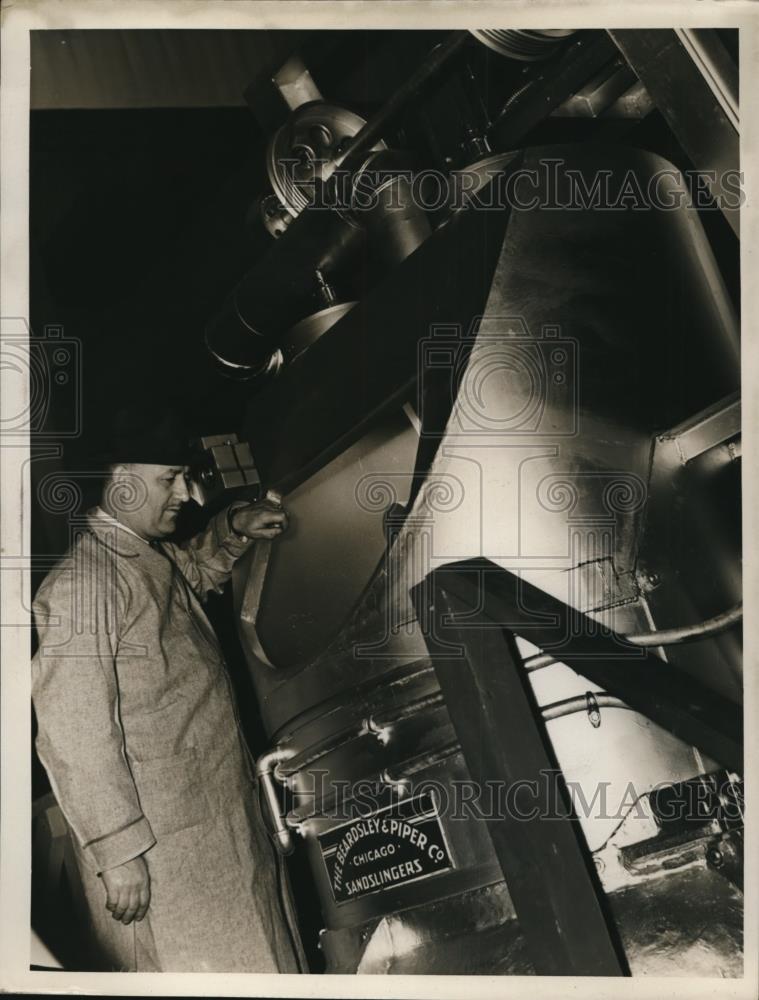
left=108, top=464, right=192, bottom=540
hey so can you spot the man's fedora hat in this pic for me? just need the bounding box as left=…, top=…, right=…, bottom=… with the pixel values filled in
left=93, top=404, right=194, bottom=467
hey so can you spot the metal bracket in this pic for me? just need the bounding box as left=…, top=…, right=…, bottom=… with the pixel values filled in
left=193, top=432, right=261, bottom=502
left=658, top=392, right=741, bottom=467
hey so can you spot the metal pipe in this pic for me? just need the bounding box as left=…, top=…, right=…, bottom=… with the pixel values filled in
left=524, top=652, right=559, bottom=673
left=284, top=740, right=459, bottom=827
left=255, top=747, right=296, bottom=854
left=279, top=725, right=371, bottom=778
left=625, top=604, right=743, bottom=647
left=277, top=689, right=446, bottom=778
left=523, top=604, right=743, bottom=672
left=381, top=740, right=460, bottom=783
left=372, top=691, right=445, bottom=729
left=542, top=693, right=629, bottom=722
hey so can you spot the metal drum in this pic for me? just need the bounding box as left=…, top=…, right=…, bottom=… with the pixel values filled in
left=469, top=29, right=577, bottom=62
left=235, top=145, right=742, bottom=974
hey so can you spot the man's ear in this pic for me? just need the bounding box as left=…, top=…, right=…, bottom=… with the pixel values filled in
left=103, top=463, right=130, bottom=501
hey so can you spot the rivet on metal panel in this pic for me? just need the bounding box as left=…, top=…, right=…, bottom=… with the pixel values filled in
left=706, top=846, right=724, bottom=869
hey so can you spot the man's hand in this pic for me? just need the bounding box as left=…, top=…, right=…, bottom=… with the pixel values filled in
left=101, top=855, right=151, bottom=924
left=230, top=495, right=289, bottom=541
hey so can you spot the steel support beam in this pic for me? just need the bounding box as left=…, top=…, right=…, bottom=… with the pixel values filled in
left=415, top=559, right=742, bottom=772
left=488, top=31, right=617, bottom=148
left=608, top=29, right=739, bottom=236
left=411, top=568, right=629, bottom=976
left=659, top=391, right=741, bottom=465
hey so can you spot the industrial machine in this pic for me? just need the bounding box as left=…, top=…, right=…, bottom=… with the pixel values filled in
left=202, top=29, right=742, bottom=976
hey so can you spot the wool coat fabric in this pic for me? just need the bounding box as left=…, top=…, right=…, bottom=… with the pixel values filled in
left=32, top=508, right=305, bottom=973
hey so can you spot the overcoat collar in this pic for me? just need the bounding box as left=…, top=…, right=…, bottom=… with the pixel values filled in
left=84, top=508, right=160, bottom=560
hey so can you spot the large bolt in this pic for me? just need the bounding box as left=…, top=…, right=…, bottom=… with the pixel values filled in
left=706, top=846, right=724, bottom=868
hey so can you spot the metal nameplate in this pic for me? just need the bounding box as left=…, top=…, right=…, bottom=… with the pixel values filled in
left=318, top=791, right=454, bottom=904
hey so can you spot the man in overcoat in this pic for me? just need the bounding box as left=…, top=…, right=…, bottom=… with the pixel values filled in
left=31, top=411, right=305, bottom=972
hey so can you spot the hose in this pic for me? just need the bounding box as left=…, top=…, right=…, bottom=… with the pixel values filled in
left=523, top=603, right=742, bottom=672
left=624, top=604, right=742, bottom=647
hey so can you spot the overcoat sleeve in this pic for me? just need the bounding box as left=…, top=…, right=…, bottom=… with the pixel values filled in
left=162, top=505, right=254, bottom=598
left=32, top=541, right=156, bottom=875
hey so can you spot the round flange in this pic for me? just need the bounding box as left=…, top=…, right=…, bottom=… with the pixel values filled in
left=267, top=102, right=387, bottom=218
left=470, top=29, right=576, bottom=61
